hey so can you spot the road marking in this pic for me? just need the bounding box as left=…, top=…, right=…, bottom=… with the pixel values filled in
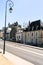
left=6, top=44, right=43, bottom=56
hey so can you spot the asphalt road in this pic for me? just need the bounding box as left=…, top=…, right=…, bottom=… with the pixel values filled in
left=0, top=40, right=43, bottom=65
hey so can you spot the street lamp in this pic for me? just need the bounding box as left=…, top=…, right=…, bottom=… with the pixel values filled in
left=3, top=0, right=14, bottom=54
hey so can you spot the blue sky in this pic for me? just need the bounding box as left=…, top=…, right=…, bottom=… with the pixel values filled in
left=0, top=0, right=43, bottom=29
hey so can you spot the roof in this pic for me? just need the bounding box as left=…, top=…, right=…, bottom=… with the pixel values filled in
left=24, top=20, right=43, bottom=32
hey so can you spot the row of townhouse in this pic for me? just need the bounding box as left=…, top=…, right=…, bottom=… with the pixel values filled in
left=16, top=20, right=43, bottom=45
left=0, top=19, right=43, bottom=45
left=0, top=22, right=22, bottom=41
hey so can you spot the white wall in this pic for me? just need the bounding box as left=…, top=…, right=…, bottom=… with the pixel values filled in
left=16, top=30, right=43, bottom=45
left=23, top=30, right=43, bottom=45
left=16, top=32, right=23, bottom=42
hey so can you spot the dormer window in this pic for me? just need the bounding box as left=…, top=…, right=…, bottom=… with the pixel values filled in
left=36, top=26, right=38, bottom=30
left=32, top=26, right=34, bottom=30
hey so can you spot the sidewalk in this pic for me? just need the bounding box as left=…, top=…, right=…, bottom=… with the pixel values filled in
left=4, top=51, right=34, bottom=65
left=0, top=49, right=34, bottom=65
left=0, top=53, right=14, bottom=65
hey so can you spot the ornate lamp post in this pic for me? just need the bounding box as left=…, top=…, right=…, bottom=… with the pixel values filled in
left=3, top=0, right=14, bottom=54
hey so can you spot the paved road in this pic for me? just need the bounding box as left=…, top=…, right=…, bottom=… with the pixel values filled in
left=0, top=40, right=43, bottom=65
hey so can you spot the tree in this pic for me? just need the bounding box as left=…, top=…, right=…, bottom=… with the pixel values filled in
left=14, top=21, right=18, bottom=26
left=9, top=21, right=21, bottom=41
left=10, top=26, right=17, bottom=40
left=10, top=22, right=18, bottom=41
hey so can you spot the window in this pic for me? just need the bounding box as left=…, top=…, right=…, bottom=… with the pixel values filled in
left=32, top=33, right=33, bottom=36
left=36, top=26, right=38, bottom=30
left=19, top=36, right=20, bottom=39
left=36, top=32, right=37, bottom=36
left=32, top=27, right=34, bottom=30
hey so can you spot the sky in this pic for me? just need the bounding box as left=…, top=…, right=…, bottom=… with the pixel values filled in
left=0, top=0, right=43, bottom=29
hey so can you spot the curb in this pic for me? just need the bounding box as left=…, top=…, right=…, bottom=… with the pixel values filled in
left=24, top=45, right=43, bottom=50
left=14, top=43, right=43, bottom=50
left=4, top=51, right=34, bottom=65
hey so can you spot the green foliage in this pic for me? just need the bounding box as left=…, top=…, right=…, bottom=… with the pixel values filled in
left=10, top=26, right=17, bottom=38
left=8, top=22, right=21, bottom=40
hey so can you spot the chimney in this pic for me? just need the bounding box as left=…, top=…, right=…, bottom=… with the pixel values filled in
left=29, top=21, right=30, bottom=26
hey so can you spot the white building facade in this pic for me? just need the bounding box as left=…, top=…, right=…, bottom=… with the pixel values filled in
left=16, top=28, right=23, bottom=43
left=23, top=30, right=43, bottom=45
left=6, top=27, right=11, bottom=40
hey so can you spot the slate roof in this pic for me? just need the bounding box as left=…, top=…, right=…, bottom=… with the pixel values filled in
left=23, top=20, right=43, bottom=32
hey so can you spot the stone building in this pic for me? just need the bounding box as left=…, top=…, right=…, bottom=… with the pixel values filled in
left=23, top=20, right=43, bottom=45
